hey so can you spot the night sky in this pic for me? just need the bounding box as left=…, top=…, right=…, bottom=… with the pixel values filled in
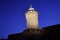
left=0, top=0, right=60, bottom=39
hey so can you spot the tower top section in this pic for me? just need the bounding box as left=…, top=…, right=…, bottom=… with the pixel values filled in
left=29, top=5, right=35, bottom=10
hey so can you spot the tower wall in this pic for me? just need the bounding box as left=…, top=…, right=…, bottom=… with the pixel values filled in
left=25, top=10, right=39, bottom=29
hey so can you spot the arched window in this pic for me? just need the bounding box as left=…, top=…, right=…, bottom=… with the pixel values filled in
left=27, top=30, right=30, bottom=32
left=32, top=30, right=34, bottom=32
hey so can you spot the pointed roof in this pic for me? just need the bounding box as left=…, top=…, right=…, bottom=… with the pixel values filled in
left=30, top=5, right=32, bottom=8
left=29, top=5, right=34, bottom=10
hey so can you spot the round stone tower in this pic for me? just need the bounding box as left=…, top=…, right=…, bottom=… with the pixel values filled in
left=25, top=5, right=39, bottom=29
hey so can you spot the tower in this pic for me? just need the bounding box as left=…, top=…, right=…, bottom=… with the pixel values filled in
left=25, top=5, right=39, bottom=29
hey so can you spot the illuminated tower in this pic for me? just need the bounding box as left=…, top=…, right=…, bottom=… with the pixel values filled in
left=25, top=5, right=39, bottom=29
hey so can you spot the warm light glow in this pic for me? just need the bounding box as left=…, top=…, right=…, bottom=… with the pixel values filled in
left=25, top=6, right=39, bottom=29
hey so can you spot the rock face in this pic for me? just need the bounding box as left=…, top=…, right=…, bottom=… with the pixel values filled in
left=8, top=24, right=60, bottom=40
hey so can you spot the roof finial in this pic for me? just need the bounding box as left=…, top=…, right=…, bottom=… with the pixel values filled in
left=30, top=4, right=32, bottom=8
left=29, top=4, right=34, bottom=10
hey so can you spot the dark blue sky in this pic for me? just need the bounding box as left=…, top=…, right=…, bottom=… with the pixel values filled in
left=0, top=0, right=60, bottom=39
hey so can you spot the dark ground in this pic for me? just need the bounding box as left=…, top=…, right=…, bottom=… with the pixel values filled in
left=1, top=24, right=60, bottom=40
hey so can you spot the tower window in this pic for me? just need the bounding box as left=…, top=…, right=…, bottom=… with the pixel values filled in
left=27, top=30, right=30, bottom=32
left=31, top=11, right=32, bottom=12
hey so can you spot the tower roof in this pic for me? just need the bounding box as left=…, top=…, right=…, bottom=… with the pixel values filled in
left=29, top=5, right=34, bottom=10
